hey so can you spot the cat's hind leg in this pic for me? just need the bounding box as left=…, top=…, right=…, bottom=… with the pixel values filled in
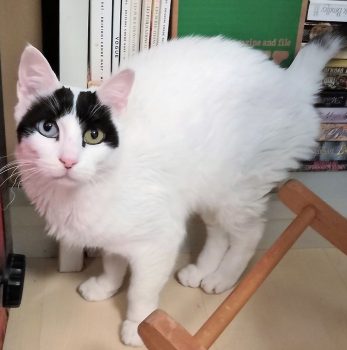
left=178, top=212, right=229, bottom=289
left=78, top=253, right=128, bottom=301
left=200, top=214, right=265, bottom=294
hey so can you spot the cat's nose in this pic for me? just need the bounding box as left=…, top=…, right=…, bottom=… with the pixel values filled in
left=59, top=157, right=77, bottom=169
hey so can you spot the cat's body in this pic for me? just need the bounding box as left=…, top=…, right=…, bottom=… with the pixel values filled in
left=14, top=35, right=344, bottom=346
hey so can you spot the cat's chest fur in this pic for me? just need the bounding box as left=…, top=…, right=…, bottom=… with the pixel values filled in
left=25, top=180, right=132, bottom=251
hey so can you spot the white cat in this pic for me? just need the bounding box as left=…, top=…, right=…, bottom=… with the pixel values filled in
left=14, top=34, right=343, bottom=346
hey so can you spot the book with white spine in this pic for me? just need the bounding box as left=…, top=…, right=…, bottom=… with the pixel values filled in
left=140, top=0, right=152, bottom=51
left=150, top=0, right=161, bottom=47
left=120, top=0, right=131, bottom=64
left=129, top=0, right=142, bottom=57
left=307, top=0, right=347, bottom=22
left=59, top=0, right=89, bottom=87
left=112, top=0, right=122, bottom=71
left=158, top=0, right=171, bottom=44
left=90, top=0, right=113, bottom=82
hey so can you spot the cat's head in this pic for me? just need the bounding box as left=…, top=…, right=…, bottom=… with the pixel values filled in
left=15, top=45, right=134, bottom=187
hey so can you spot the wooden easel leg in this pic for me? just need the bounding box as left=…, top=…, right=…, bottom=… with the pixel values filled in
left=278, top=180, right=347, bottom=254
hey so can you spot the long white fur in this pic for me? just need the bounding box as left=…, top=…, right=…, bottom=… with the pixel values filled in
left=14, top=35, right=344, bottom=346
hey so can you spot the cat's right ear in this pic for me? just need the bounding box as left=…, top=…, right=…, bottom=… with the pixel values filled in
left=16, top=45, right=60, bottom=119
left=96, top=69, right=135, bottom=113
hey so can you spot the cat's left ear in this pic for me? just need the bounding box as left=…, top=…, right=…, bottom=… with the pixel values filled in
left=17, top=45, right=60, bottom=100
left=96, top=69, right=135, bottom=113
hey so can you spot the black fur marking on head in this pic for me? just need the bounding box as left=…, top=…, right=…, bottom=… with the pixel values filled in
left=76, top=91, right=118, bottom=148
left=17, top=87, right=74, bottom=142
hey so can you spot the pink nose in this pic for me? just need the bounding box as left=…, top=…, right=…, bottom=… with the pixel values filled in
left=59, top=157, right=77, bottom=169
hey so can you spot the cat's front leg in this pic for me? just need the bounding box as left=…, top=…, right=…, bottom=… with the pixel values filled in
left=121, top=245, right=179, bottom=347
left=78, top=253, right=128, bottom=301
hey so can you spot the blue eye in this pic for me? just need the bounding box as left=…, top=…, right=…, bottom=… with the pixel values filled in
left=36, top=120, right=59, bottom=138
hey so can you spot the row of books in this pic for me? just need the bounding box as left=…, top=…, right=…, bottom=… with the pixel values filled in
left=90, top=0, right=172, bottom=83
left=300, top=0, right=347, bottom=171
left=42, top=0, right=172, bottom=89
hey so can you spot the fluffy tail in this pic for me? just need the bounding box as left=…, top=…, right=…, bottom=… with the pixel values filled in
left=287, top=32, right=346, bottom=95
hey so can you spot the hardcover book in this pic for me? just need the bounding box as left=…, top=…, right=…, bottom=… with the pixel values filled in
left=301, top=140, right=347, bottom=172
left=317, top=107, right=347, bottom=123
left=301, top=160, right=347, bottom=171
left=324, top=60, right=347, bottom=75
left=323, top=75, right=347, bottom=91
left=316, top=91, right=347, bottom=107
left=172, top=0, right=308, bottom=67
left=319, top=123, right=347, bottom=142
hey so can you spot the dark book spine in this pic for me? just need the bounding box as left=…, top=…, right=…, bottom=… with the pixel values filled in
left=41, top=0, right=60, bottom=78
left=316, top=91, right=347, bottom=107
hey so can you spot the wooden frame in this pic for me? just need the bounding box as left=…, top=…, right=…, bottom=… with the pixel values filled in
left=138, top=179, right=347, bottom=350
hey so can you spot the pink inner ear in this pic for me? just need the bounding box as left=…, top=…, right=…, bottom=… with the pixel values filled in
left=97, top=69, right=135, bottom=112
left=18, top=45, right=60, bottom=98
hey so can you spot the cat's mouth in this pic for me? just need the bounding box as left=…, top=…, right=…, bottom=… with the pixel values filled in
left=53, top=170, right=78, bottom=182
left=52, top=174, right=80, bottom=187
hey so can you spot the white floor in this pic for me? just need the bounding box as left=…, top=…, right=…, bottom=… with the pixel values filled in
left=3, top=249, right=347, bottom=350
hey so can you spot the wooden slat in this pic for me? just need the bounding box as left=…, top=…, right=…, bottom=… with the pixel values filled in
left=138, top=309, right=206, bottom=350
left=278, top=180, right=347, bottom=255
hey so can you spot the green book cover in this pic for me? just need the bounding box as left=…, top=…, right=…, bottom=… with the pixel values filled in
left=175, top=0, right=307, bottom=67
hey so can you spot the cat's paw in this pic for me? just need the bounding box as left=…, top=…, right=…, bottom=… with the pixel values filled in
left=177, top=264, right=205, bottom=288
left=121, top=320, right=144, bottom=347
left=78, top=277, right=117, bottom=301
left=201, top=272, right=236, bottom=294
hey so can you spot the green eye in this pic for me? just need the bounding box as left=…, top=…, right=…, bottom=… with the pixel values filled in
left=83, top=129, right=105, bottom=145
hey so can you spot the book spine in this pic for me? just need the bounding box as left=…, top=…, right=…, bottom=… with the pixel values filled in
left=300, top=160, right=347, bottom=171
left=311, top=141, right=347, bottom=161
left=322, top=75, right=347, bottom=91
left=112, top=0, right=122, bottom=71
left=129, top=0, right=142, bottom=57
left=302, top=22, right=347, bottom=44
left=307, top=1, right=347, bottom=22
left=90, top=0, right=113, bottom=82
left=59, top=0, right=89, bottom=87
left=317, top=107, right=347, bottom=123
left=324, top=65, right=347, bottom=76
left=140, top=0, right=152, bottom=51
left=120, top=0, right=131, bottom=64
left=150, top=0, right=161, bottom=47
left=316, top=91, right=347, bottom=108
left=319, top=123, right=347, bottom=141
left=42, top=0, right=60, bottom=77
left=158, top=0, right=171, bottom=44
